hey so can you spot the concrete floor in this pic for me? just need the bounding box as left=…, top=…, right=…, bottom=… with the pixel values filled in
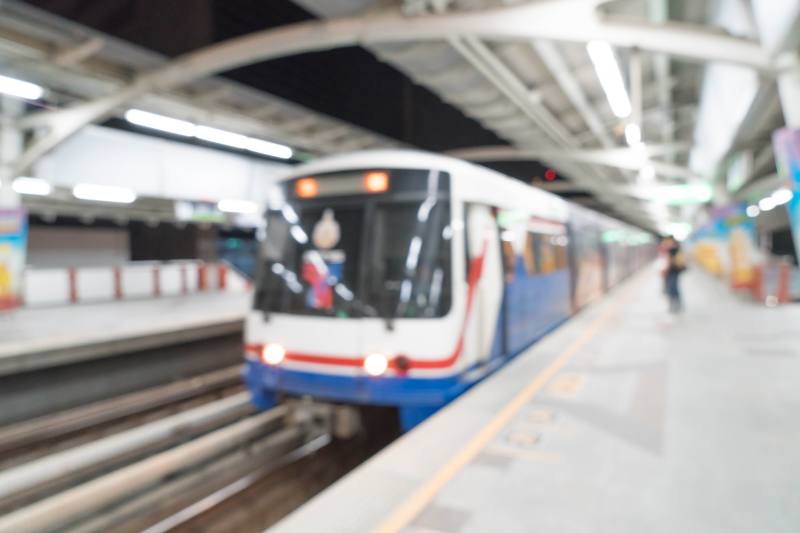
left=268, top=267, right=800, bottom=533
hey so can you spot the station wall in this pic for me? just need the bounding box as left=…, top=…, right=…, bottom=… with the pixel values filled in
left=34, top=125, right=291, bottom=204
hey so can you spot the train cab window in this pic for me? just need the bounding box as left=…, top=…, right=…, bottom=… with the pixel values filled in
left=256, top=205, right=364, bottom=317
left=366, top=200, right=452, bottom=318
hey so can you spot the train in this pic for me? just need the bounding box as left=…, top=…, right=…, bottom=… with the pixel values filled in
left=243, top=150, right=656, bottom=432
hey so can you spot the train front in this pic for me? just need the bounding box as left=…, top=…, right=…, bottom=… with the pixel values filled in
left=243, top=166, right=466, bottom=431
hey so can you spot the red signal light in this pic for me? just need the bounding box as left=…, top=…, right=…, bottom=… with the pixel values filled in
left=545, top=170, right=556, bottom=181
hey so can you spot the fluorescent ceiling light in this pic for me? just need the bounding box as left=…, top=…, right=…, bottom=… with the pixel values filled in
left=0, top=74, right=43, bottom=100
left=772, top=188, right=794, bottom=205
left=625, top=123, right=642, bottom=146
left=12, top=177, right=51, bottom=196
left=759, top=197, right=776, bottom=211
left=746, top=205, right=760, bottom=217
left=246, top=138, right=292, bottom=159
left=125, top=109, right=196, bottom=136
left=195, top=126, right=249, bottom=149
left=218, top=199, right=259, bottom=214
left=125, top=110, right=294, bottom=160
left=73, top=183, right=136, bottom=203
left=586, top=41, right=631, bottom=118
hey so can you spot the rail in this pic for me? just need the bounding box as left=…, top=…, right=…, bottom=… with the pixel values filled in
left=0, top=397, right=341, bottom=533
left=0, top=365, right=243, bottom=454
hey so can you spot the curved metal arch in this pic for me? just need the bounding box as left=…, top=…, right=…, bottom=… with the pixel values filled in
left=15, top=0, right=771, bottom=174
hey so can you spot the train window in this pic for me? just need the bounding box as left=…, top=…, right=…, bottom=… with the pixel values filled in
left=502, top=241, right=516, bottom=282
left=539, top=234, right=557, bottom=273
left=523, top=233, right=537, bottom=275
left=556, top=241, right=568, bottom=270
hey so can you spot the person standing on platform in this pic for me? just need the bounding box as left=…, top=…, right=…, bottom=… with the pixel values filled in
left=665, top=236, right=686, bottom=314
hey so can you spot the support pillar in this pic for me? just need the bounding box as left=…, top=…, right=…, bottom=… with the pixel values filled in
left=777, top=52, right=800, bottom=128
left=0, top=96, right=24, bottom=208
left=630, top=48, right=643, bottom=137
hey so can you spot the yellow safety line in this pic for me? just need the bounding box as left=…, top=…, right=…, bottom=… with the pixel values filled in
left=370, top=273, right=647, bottom=533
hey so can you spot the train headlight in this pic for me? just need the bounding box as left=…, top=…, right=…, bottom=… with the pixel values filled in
left=262, top=343, right=285, bottom=365
left=364, top=353, right=388, bottom=377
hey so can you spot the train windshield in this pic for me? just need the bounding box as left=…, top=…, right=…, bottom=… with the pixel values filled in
left=254, top=169, right=452, bottom=319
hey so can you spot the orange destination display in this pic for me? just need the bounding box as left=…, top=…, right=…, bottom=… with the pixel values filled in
left=292, top=171, right=391, bottom=198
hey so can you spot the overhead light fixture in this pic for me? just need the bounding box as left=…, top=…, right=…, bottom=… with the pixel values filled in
left=746, top=205, right=760, bottom=217
left=247, top=138, right=292, bottom=159
left=586, top=41, right=632, bottom=118
left=125, top=110, right=294, bottom=160
left=625, top=123, right=642, bottom=146
left=652, top=184, right=712, bottom=205
left=73, top=183, right=136, bottom=203
left=195, top=126, right=248, bottom=149
left=12, top=177, right=50, bottom=196
left=0, top=74, right=43, bottom=100
left=772, top=188, right=794, bottom=206
left=640, top=165, right=656, bottom=181
left=218, top=199, right=259, bottom=214
left=666, top=222, right=692, bottom=241
left=125, top=109, right=196, bottom=136
left=759, top=197, right=776, bottom=211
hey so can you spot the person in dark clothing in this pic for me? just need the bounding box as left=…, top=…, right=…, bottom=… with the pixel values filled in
left=665, top=236, right=685, bottom=313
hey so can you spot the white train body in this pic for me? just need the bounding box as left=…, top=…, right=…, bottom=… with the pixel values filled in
left=243, top=150, right=653, bottom=431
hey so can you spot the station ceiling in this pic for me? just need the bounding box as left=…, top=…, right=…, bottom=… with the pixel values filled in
left=2, top=0, right=792, bottom=233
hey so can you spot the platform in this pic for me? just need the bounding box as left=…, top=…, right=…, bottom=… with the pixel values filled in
left=267, top=266, right=800, bottom=533
left=0, top=292, right=252, bottom=376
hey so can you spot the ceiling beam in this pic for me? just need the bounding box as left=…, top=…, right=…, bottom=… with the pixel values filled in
left=8, top=0, right=773, bottom=176
left=531, top=39, right=616, bottom=149
left=448, top=144, right=698, bottom=180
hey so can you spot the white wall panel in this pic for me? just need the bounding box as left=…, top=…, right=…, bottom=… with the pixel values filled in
left=38, top=126, right=290, bottom=204
left=76, top=267, right=115, bottom=301
left=122, top=263, right=156, bottom=298
left=159, top=264, right=183, bottom=296
left=24, top=269, right=70, bottom=306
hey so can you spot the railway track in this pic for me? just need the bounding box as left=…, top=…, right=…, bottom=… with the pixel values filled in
left=0, top=366, right=400, bottom=533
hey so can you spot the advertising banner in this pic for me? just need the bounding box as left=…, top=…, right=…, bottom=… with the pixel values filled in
left=688, top=204, right=757, bottom=288
left=772, top=127, right=800, bottom=259
left=0, top=208, right=28, bottom=310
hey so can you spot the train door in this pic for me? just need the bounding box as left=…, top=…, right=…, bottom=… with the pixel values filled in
left=462, top=204, right=504, bottom=366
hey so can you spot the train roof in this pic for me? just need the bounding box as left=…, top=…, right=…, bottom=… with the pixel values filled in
left=279, top=149, right=506, bottom=182
left=278, top=149, right=646, bottom=233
